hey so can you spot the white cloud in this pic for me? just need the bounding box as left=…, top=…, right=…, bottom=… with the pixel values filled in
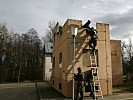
left=81, top=5, right=87, bottom=9
left=117, top=5, right=133, bottom=14
left=94, top=7, right=133, bottom=40
left=0, top=0, right=133, bottom=40
left=110, top=0, right=126, bottom=3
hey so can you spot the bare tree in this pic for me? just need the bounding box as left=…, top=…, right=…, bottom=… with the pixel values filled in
left=0, top=23, right=10, bottom=83
left=42, top=21, right=56, bottom=43
left=127, top=38, right=133, bottom=61
left=0, top=24, right=43, bottom=83
left=122, top=38, right=133, bottom=80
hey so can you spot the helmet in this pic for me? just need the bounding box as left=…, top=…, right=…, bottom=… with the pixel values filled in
left=87, top=20, right=91, bottom=24
left=77, top=67, right=81, bottom=71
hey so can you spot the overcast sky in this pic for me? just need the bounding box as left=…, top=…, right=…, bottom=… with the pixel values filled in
left=0, top=0, right=133, bottom=41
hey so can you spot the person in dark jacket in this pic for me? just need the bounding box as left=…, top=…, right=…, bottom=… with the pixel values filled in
left=86, top=69, right=95, bottom=99
left=82, top=20, right=98, bottom=55
left=74, top=67, right=84, bottom=100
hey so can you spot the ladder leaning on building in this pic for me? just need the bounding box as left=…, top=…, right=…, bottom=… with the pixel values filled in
left=90, top=52, right=104, bottom=100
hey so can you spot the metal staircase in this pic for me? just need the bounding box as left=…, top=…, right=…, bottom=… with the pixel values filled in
left=90, top=51, right=104, bottom=100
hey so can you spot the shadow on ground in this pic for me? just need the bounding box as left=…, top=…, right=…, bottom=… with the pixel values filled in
left=38, top=83, right=68, bottom=99
left=38, top=82, right=133, bottom=100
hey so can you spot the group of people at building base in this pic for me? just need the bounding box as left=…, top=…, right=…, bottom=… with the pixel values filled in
left=74, top=67, right=95, bottom=100
left=74, top=20, right=98, bottom=100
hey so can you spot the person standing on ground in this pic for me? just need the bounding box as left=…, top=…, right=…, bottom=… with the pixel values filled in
left=74, top=67, right=84, bottom=100
left=86, top=69, right=95, bottom=99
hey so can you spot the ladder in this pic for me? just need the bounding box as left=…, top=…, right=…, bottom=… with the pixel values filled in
left=90, top=51, right=104, bottom=100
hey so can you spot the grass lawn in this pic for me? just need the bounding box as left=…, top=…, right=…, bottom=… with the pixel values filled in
left=113, top=81, right=133, bottom=93
left=114, top=81, right=133, bottom=88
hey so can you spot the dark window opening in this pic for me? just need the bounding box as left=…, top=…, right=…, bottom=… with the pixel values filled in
left=83, top=49, right=99, bottom=67
left=53, top=80, right=54, bottom=85
left=53, top=57, right=55, bottom=67
left=59, top=83, right=62, bottom=90
left=59, top=52, right=62, bottom=64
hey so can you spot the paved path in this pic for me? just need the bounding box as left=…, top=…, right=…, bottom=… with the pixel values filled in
left=104, top=93, right=133, bottom=100
left=38, top=82, right=133, bottom=100
left=37, top=82, right=67, bottom=100
left=0, top=82, right=38, bottom=100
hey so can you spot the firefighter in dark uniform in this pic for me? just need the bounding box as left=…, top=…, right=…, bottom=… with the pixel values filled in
left=86, top=69, right=95, bottom=99
left=74, top=67, right=84, bottom=100
left=82, top=20, right=98, bottom=55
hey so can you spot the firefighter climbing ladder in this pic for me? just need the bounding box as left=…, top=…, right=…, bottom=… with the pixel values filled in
left=90, top=51, right=104, bottom=100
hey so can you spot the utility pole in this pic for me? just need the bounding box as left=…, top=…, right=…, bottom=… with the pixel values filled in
left=71, top=25, right=78, bottom=100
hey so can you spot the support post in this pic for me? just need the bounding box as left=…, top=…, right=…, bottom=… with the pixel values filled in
left=70, top=25, right=78, bottom=100
left=72, top=35, right=75, bottom=100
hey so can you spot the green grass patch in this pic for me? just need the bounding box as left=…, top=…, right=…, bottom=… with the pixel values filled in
left=114, top=81, right=133, bottom=88
left=113, top=82, right=133, bottom=93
